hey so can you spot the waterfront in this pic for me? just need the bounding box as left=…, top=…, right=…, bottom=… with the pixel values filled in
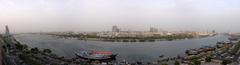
left=14, top=34, right=229, bottom=63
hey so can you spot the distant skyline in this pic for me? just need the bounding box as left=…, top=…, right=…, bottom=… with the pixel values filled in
left=1, top=0, right=240, bottom=33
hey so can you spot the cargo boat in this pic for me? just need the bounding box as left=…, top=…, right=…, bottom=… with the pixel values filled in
left=76, top=51, right=117, bottom=61
left=228, top=37, right=238, bottom=41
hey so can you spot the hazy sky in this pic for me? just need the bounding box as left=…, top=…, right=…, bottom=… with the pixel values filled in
left=0, top=0, right=240, bottom=33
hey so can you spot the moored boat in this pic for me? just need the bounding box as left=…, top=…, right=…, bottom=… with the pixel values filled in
left=228, top=37, right=238, bottom=41
left=76, top=51, right=117, bottom=61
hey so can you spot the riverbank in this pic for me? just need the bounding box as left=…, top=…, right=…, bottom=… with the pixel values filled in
left=4, top=33, right=232, bottom=65
left=14, top=34, right=228, bottom=64
left=0, top=35, right=93, bottom=65
left=47, top=33, right=216, bottom=42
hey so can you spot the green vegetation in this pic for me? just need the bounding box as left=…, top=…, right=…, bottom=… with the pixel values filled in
left=189, top=55, right=203, bottom=61
left=19, top=53, right=42, bottom=65
left=43, top=49, right=52, bottom=53
left=1, top=35, right=91, bottom=65
left=191, top=59, right=201, bottom=65
left=221, top=59, right=232, bottom=65
left=15, top=43, right=28, bottom=51
left=231, top=41, right=240, bottom=55
left=53, top=33, right=195, bottom=42
left=174, top=61, right=180, bottom=65
left=161, top=63, right=168, bottom=65
left=205, top=57, right=212, bottom=62
left=31, top=47, right=40, bottom=54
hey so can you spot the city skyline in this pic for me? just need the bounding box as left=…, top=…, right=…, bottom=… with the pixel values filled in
left=1, top=0, right=240, bottom=33
left=0, top=25, right=221, bottom=33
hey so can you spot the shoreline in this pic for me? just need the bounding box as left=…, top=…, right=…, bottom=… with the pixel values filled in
left=47, top=34, right=217, bottom=42
left=11, top=34, right=235, bottom=65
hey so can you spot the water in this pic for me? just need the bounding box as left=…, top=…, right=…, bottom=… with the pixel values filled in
left=14, top=34, right=229, bottom=62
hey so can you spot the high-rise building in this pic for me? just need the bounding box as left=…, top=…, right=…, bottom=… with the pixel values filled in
left=150, top=27, right=158, bottom=32
left=5, top=25, right=10, bottom=36
left=112, top=26, right=120, bottom=32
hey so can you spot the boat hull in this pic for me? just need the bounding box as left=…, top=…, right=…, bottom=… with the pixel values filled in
left=76, top=54, right=117, bottom=61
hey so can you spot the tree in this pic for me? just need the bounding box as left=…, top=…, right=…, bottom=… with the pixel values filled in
left=18, top=53, right=42, bottom=65
left=15, top=44, right=24, bottom=51
left=2, top=46, right=6, bottom=52
left=205, top=57, right=212, bottom=62
left=193, top=60, right=201, bottom=65
left=31, top=47, right=39, bottom=54
left=43, top=49, right=52, bottom=53
left=221, top=60, right=232, bottom=65
left=174, top=61, right=180, bottom=65
left=6, top=43, right=11, bottom=49
left=161, top=63, right=168, bottom=65
left=22, top=44, right=28, bottom=50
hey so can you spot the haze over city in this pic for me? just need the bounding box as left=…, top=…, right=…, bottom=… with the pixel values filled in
left=1, top=0, right=240, bottom=33
left=2, top=0, right=240, bottom=65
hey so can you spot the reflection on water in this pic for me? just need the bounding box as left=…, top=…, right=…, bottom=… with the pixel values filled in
left=15, top=34, right=229, bottom=62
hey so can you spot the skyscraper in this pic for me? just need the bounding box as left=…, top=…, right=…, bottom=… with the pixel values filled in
left=5, top=25, right=10, bottom=36
left=112, top=26, right=120, bottom=32
left=150, top=27, right=158, bottom=32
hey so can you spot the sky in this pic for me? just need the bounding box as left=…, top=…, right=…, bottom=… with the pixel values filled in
left=0, top=0, right=240, bottom=33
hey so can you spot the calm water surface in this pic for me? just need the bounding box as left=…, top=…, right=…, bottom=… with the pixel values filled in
left=15, top=34, right=229, bottom=62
